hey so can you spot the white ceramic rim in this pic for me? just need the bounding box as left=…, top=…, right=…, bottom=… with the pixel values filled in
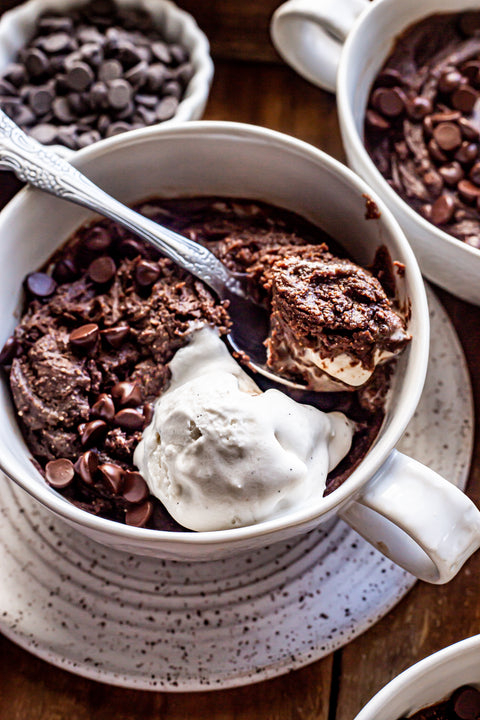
left=0, top=120, right=430, bottom=549
left=0, top=0, right=214, bottom=132
left=354, top=634, right=480, bottom=720
left=337, top=0, right=480, bottom=264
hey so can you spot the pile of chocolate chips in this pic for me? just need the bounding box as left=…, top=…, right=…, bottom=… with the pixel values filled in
left=403, top=685, right=480, bottom=720
left=364, top=11, right=480, bottom=247
left=0, top=0, right=193, bottom=149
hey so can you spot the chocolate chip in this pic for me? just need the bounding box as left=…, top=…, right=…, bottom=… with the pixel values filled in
left=55, top=128, right=78, bottom=150
left=431, top=194, right=455, bottom=225
left=365, top=108, right=390, bottom=130
left=80, top=42, right=104, bottom=67
left=89, top=81, right=108, bottom=109
left=4, top=62, right=27, bottom=87
left=69, top=323, right=99, bottom=353
left=83, top=226, right=112, bottom=253
left=439, top=162, right=464, bottom=186
left=125, top=499, right=153, bottom=527
left=452, top=85, right=478, bottom=113
left=135, top=93, right=158, bottom=108
left=458, top=179, right=480, bottom=202
left=163, top=80, right=182, bottom=100
left=29, top=85, right=54, bottom=116
left=77, top=130, right=101, bottom=147
left=430, top=110, right=462, bottom=124
left=98, top=462, right=124, bottom=494
left=79, top=419, right=108, bottom=447
left=0, top=336, right=18, bottom=365
left=175, top=63, right=194, bottom=87
left=455, top=142, right=478, bottom=164
left=91, top=393, right=115, bottom=422
left=405, top=95, right=432, bottom=120
left=143, top=402, right=154, bottom=425
left=29, top=123, right=58, bottom=144
left=107, top=78, right=133, bottom=109
left=52, top=258, right=78, bottom=283
left=451, top=686, right=480, bottom=720
left=52, top=96, right=75, bottom=123
left=24, top=48, right=49, bottom=78
left=40, top=32, right=73, bottom=54
left=459, top=117, right=480, bottom=141
left=135, top=259, right=160, bottom=286
left=155, top=96, right=178, bottom=121
left=25, top=272, right=56, bottom=298
left=118, top=238, right=144, bottom=258
left=66, top=61, right=94, bottom=91
left=124, top=60, right=148, bottom=88
left=438, top=70, right=463, bottom=93
left=38, top=16, right=74, bottom=34
left=105, top=120, right=131, bottom=137
left=87, top=255, right=116, bottom=284
left=122, top=471, right=149, bottom=504
left=169, top=45, right=188, bottom=66
left=423, top=170, right=444, bottom=196
left=469, top=161, right=480, bottom=185
left=430, top=139, right=449, bottom=163
left=98, top=58, right=123, bottom=82
left=146, top=63, right=168, bottom=92
left=114, top=408, right=145, bottom=430
left=111, top=381, right=142, bottom=407
left=74, top=450, right=99, bottom=484
left=13, top=104, right=36, bottom=127
left=151, top=41, right=170, bottom=64
left=100, top=325, right=130, bottom=348
left=45, top=458, right=75, bottom=488
left=462, top=60, right=480, bottom=84
left=433, top=122, right=462, bottom=151
left=375, top=68, right=403, bottom=87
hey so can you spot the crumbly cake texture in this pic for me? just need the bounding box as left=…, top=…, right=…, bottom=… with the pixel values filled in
left=1, top=197, right=407, bottom=529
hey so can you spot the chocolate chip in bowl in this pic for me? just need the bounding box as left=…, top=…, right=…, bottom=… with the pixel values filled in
left=364, top=11, right=480, bottom=251
left=0, top=0, right=213, bottom=149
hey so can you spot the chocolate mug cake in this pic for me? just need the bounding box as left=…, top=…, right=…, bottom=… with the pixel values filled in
left=0, top=197, right=410, bottom=531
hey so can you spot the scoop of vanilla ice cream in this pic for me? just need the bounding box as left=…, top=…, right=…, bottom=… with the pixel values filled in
left=134, top=327, right=354, bottom=531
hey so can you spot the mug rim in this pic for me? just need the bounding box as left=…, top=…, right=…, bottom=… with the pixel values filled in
left=0, top=120, right=430, bottom=548
left=337, top=0, right=480, bottom=264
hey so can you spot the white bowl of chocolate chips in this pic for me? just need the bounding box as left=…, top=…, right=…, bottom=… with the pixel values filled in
left=0, top=120, right=479, bottom=577
left=0, top=0, right=213, bottom=149
left=272, top=0, right=480, bottom=306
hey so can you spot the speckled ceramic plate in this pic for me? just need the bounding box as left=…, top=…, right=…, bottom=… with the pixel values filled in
left=0, top=286, right=474, bottom=691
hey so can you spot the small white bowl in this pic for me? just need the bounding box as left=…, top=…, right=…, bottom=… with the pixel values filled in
left=271, top=0, right=480, bottom=306
left=0, top=121, right=479, bottom=578
left=0, top=0, right=213, bottom=137
left=354, top=634, right=480, bottom=720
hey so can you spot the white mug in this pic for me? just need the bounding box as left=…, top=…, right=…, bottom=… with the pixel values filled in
left=270, top=0, right=480, bottom=305
left=0, top=121, right=479, bottom=579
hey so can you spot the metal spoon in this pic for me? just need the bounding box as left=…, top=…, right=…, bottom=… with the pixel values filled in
left=0, top=109, right=317, bottom=388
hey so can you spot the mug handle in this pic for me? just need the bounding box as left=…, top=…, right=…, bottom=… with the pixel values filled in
left=270, top=0, right=369, bottom=92
left=339, top=449, right=480, bottom=584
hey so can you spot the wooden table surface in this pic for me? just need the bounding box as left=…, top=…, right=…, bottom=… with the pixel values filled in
left=0, top=5, right=480, bottom=719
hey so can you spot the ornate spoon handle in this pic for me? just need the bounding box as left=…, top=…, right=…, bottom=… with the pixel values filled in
left=0, top=109, right=236, bottom=297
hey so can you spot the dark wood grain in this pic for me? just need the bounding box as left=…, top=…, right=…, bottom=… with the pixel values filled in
left=0, top=25, right=479, bottom=720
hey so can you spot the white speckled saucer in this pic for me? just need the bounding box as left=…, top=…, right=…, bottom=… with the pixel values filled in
left=0, top=286, right=474, bottom=691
